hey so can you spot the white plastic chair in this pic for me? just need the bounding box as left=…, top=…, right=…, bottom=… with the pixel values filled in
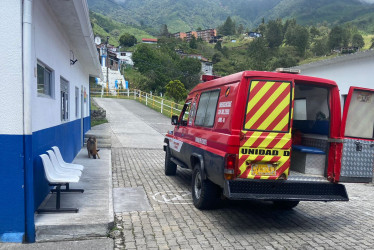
left=47, top=150, right=82, bottom=177
left=52, top=146, right=84, bottom=171
left=38, top=154, right=80, bottom=213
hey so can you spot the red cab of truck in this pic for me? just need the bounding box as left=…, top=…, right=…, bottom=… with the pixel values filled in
left=164, top=70, right=351, bottom=210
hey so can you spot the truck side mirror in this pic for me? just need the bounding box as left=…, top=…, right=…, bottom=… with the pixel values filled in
left=171, top=115, right=179, bottom=125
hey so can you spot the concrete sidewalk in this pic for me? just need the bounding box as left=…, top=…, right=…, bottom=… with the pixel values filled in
left=34, top=147, right=114, bottom=242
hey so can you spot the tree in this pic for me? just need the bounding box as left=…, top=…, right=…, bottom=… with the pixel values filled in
left=285, top=25, right=309, bottom=56
left=165, top=80, right=187, bottom=103
left=328, top=26, right=350, bottom=50
left=312, top=38, right=328, bottom=56
left=309, top=26, right=320, bottom=39
left=189, top=35, right=198, bottom=49
left=177, top=57, right=201, bottom=89
left=352, top=33, right=364, bottom=48
left=270, top=50, right=298, bottom=70
left=160, top=24, right=170, bottom=37
left=219, top=16, right=236, bottom=36
left=119, top=33, right=137, bottom=47
left=248, top=37, right=270, bottom=70
left=110, top=29, right=120, bottom=37
left=370, top=38, right=374, bottom=49
left=214, top=41, right=222, bottom=51
left=221, top=46, right=229, bottom=57
left=283, top=19, right=296, bottom=35
left=212, top=53, right=222, bottom=64
left=132, top=44, right=156, bottom=74
left=237, top=24, right=244, bottom=35
left=265, top=19, right=283, bottom=48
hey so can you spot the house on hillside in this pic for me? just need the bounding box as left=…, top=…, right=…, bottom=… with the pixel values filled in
left=172, top=29, right=217, bottom=42
left=172, top=32, right=187, bottom=40
left=209, top=35, right=223, bottom=44
left=196, top=29, right=217, bottom=42
left=185, top=31, right=198, bottom=41
left=97, top=44, right=120, bottom=71
left=0, top=0, right=102, bottom=243
left=248, top=32, right=262, bottom=38
left=142, top=38, right=158, bottom=44
left=176, top=51, right=213, bottom=75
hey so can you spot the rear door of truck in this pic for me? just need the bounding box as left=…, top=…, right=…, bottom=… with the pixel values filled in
left=339, top=86, right=374, bottom=182
left=238, top=79, right=294, bottom=180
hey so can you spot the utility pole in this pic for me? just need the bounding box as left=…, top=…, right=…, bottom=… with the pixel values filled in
left=106, top=36, right=109, bottom=95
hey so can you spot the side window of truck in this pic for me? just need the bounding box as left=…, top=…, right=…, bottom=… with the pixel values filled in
left=195, top=90, right=220, bottom=127
left=188, top=102, right=197, bottom=126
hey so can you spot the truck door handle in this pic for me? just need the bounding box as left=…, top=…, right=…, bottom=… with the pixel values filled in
left=355, top=141, right=374, bottom=151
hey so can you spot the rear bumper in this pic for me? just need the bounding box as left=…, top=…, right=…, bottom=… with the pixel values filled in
left=223, top=179, right=349, bottom=202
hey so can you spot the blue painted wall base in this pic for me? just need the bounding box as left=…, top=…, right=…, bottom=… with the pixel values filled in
left=0, top=233, right=24, bottom=243
left=0, top=135, right=26, bottom=240
left=33, top=117, right=90, bottom=211
left=0, top=116, right=90, bottom=243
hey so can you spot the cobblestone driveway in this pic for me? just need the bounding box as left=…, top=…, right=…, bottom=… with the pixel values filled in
left=112, top=148, right=374, bottom=250
left=101, top=99, right=374, bottom=250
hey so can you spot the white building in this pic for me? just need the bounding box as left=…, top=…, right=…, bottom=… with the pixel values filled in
left=0, top=0, right=102, bottom=243
left=294, top=50, right=374, bottom=99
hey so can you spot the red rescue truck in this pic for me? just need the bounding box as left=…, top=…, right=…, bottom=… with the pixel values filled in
left=164, top=70, right=373, bottom=210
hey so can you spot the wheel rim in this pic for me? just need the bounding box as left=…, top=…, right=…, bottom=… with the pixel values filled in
left=194, top=171, right=202, bottom=199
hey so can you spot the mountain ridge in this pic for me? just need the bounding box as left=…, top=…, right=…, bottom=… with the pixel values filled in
left=87, top=0, right=374, bottom=33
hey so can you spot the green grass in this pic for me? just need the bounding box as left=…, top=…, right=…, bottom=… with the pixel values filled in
left=90, top=100, right=108, bottom=127
left=298, top=54, right=339, bottom=65
left=90, top=11, right=155, bottom=47
left=363, top=34, right=374, bottom=50
left=91, top=118, right=108, bottom=127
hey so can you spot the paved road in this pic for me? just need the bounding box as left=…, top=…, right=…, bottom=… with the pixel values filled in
left=94, top=98, right=173, bottom=149
left=97, top=98, right=374, bottom=250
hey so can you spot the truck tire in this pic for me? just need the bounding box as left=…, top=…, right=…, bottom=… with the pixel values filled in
left=191, top=164, right=219, bottom=209
left=165, top=145, right=177, bottom=176
left=273, top=200, right=300, bottom=210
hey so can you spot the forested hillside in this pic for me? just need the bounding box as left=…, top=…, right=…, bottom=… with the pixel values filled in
left=90, top=11, right=155, bottom=46
left=88, top=0, right=374, bottom=33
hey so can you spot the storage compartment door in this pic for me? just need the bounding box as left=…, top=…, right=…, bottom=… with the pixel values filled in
left=340, top=87, right=374, bottom=182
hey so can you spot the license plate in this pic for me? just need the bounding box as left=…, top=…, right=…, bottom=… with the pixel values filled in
left=251, top=164, right=276, bottom=176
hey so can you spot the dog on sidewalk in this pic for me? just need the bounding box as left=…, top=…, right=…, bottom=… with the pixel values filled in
left=87, top=136, right=100, bottom=159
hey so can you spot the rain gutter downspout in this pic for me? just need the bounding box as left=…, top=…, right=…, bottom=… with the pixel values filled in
left=22, top=0, right=35, bottom=243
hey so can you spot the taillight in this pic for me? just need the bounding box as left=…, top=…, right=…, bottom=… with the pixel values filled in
left=224, top=154, right=237, bottom=180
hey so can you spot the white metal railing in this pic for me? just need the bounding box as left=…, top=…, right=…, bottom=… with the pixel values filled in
left=90, top=88, right=184, bottom=117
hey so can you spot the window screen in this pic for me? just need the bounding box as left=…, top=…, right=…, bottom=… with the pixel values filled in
left=75, top=87, right=79, bottom=118
left=195, top=90, right=220, bottom=127
left=61, top=78, right=69, bottom=121
left=294, top=99, right=307, bottom=120
left=344, top=90, right=374, bottom=139
left=37, top=63, right=52, bottom=96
